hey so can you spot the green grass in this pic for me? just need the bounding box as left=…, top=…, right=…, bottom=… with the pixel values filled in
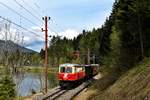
left=91, top=57, right=150, bottom=100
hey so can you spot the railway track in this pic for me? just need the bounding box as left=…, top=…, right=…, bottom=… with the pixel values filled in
left=33, top=74, right=101, bottom=100
left=41, top=87, right=68, bottom=100
left=40, top=79, right=93, bottom=100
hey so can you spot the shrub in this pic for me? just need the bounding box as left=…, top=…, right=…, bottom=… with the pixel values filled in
left=0, top=76, right=16, bottom=100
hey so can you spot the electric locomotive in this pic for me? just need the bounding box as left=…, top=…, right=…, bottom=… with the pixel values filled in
left=58, top=63, right=99, bottom=88
left=58, top=63, right=85, bottom=88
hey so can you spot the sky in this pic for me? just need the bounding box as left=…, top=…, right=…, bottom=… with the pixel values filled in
left=0, top=0, right=114, bottom=52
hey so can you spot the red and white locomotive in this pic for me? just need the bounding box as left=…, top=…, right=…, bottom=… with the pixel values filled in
left=58, top=63, right=99, bottom=88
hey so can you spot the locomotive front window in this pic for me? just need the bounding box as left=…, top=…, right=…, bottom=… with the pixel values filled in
left=66, top=67, right=72, bottom=73
left=60, top=67, right=65, bottom=73
left=60, top=67, right=72, bottom=73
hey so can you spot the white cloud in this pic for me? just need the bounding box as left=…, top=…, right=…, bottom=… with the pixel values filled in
left=0, top=0, right=114, bottom=52
left=24, top=28, right=79, bottom=51
left=31, top=26, right=42, bottom=32
left=59, top=29, right=79, bottom=39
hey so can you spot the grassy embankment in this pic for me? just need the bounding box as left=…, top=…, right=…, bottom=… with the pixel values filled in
left=87, top=57, right=150, bottom=100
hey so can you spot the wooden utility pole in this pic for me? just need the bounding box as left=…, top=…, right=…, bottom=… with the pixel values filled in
left=87, top=48, right=90, bottom=64
left=42, top=16, right=50, bottom=93
left=137, top=0, right=144, bottom=59
left=93, top=54, right=95, bottom=64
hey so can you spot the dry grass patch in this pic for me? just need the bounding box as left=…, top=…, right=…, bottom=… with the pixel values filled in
left=91, top=58, right=150, bottom=100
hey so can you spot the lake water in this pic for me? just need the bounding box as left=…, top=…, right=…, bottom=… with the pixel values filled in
left=13, top=72, right=58, bottom=96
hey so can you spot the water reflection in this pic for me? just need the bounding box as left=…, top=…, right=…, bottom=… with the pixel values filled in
left=13, top=72, right=58, bottom=96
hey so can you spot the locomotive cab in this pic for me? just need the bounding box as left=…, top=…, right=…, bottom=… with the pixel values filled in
left=58, top=64, right=85, bottom=88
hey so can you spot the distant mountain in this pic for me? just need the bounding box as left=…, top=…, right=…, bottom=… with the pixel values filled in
left=0, top=40, right=37, bottom=53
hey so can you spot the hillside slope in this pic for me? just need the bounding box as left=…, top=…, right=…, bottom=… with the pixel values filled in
left=0, top=40, right=36, bottom=53
left=93, top=58, right=150, bottom=100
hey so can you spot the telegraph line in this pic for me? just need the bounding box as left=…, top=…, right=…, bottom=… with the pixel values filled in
left=0, top=16, right=55, bottom=45
left=13, top=0, right=59, bottom=35
left=34, top=1, right=45, bottom=15
left=15, top=0, right=60, bottom=37
left=51, top=18, right=66, bottom=32
left=0, top=1, right=56, bottom=38
left=48, top=27, right=59, bottom=36
left=48, top=19, right=66, bottom=36
left=21, top=0, right=42, bottom=17
left=31, top=0, right=61, bottom=35
left=13, top=0, right=42, bottom=23
left=0, top=1, right=65, bottom=40
left=0, top=2, right=40, bottom=27
left=15, top=0, right=62, bottom=36
left=0, top=16, right=44, bottom=40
